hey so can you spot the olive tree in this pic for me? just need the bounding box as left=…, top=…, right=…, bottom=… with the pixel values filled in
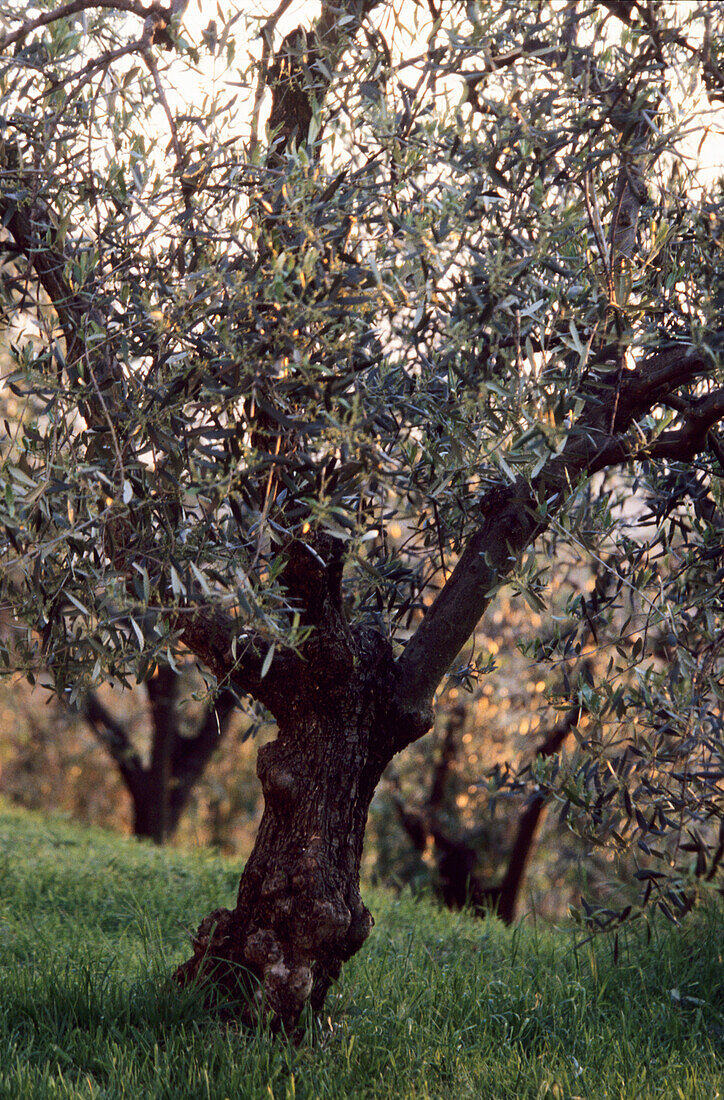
left=79, top=666, right=239, bottom=842
left=1, top=0, right=723, bottom=1028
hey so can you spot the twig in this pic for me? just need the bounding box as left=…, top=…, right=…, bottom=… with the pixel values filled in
left=0, top=0, right=157, bottom=54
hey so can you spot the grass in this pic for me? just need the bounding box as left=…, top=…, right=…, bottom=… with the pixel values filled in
left=0, top=805, right=722, bottom=1099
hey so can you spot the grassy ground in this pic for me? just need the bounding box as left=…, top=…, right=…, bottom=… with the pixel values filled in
left=0, top=806, right=722, bottom=1099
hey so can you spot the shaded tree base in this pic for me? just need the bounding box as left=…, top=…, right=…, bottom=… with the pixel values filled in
left=174, top=891, right=373, bottom=1030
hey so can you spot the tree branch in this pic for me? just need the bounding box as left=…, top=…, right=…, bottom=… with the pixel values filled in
left=169, top=688, right=237, bottom=825
left=0, top=178, right=129, bottom=445
left=394, top=343, right=719, bottom=716
left=79, top=690, right=144, bottom=796
left=249, top=0, right=303, bottom=157
left=177, top=606, right=301, bottom=717
left=263, top=0, right=382, bottom=161
left=0, top=191, right=85, bottom=366
left=643, top=390, right=724, bottom=462
left=599, top=0, right=724, bottom=104
left=0, top=0, right=161, bottom=54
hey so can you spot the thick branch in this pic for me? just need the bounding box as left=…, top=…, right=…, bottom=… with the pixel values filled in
left=169, top=689, right=237, bottom=822
left=279, top=535, right=346, bottom=625
left=80, top=690, right=144, bottom=796
left=264, top=0, right=382, bottom=159
left=644, top=390, right=724, bottom=462
left=0, top=182, right=129, bottom=446
left=177, top=606, right=301, bottom=719
left=0, top=193, right=86, bottom=370
left=395, top=344, right=717, bottom=714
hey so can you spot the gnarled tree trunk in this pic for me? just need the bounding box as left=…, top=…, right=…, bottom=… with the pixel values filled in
left=175, top=625, right=405, bottom=1029
left=5, top=0, right=722, bottom=1040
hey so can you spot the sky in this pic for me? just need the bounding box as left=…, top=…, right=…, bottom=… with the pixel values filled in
left=159, top=0, right=723, bottom=187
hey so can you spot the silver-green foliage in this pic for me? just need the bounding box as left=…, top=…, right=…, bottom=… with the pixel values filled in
left=1, top=1, right=724, bottom=921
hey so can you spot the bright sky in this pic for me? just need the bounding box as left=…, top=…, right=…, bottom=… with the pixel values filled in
left=160, top=0, right=436, bottom=147
left=160, top=0, right=724, bottom=190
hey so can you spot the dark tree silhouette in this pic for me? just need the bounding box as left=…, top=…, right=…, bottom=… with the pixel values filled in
left=79, top=668, right=237, bottom=842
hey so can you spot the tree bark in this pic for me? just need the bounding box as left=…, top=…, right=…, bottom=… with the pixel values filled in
left=142, top=666, right=177, bottom=843
left=174, top=624, right=406, bottom=1030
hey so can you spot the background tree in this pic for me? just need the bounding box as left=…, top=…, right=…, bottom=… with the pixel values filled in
left=0, top=667, right=269, bottom=849
left=78, top=666, right=238, bottom=842
left=1, top=0, right=724, bottom=1029
left=0, top=330, right=240, bottom=844
left=374, top=561, right=613, bottom=924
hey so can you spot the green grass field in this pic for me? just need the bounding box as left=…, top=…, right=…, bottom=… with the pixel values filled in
left=0, top=805, right=722, bottom=1099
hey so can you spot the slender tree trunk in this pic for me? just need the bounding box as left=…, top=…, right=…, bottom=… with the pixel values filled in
left=143, top=667, right=178, bottom=843
left=130, top=787, right=162, bottom=843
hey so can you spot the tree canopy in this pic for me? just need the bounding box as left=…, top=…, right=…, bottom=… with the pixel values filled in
left=1, top=0, right=724, bottom=1028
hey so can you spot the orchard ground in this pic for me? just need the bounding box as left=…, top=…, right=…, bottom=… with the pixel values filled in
left=0, top=805, right=722, bottom=1100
